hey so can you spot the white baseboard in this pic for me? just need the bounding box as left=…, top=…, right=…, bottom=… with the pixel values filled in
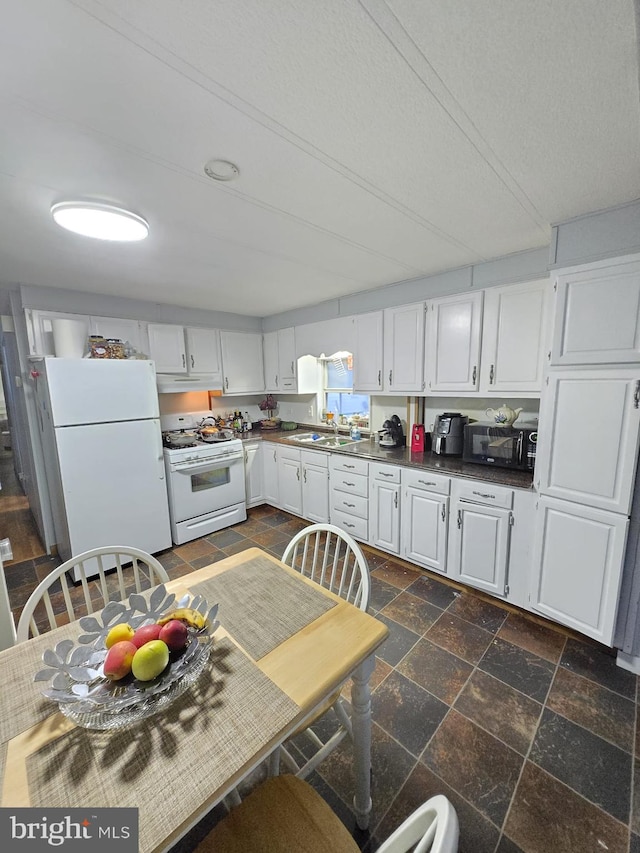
left=616, top=650, right=640, bottom=674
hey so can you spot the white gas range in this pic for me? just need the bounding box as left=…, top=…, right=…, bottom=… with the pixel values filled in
left=161, top=412, right=246, bottom=545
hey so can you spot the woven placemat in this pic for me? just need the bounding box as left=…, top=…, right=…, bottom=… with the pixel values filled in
left=25, top=638, right=299, bottom=853
left=190, top=555, right=337, bottom=659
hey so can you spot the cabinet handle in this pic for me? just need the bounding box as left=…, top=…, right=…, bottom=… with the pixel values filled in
left=343, top=464, right=355, bottom=469
left=472, top=490, right=495, bottom=499
left=457, top=509, right=462, bottom=528
left=225, top=376, right=229, bottom=389
left=343, top=501, right=355, bottom=508
left=378, top=369, right=381, bottom=386
left=441, top=504, right=446, bottom=522
left=472, top=365, right=477, bottom=384
left=380, top=471, right=393, bottom=477
left=191, top=354, right=195, bottom=368
left=275, top=375, right=278, bottom=387
left=343, top=521, right=355, bottom=529
left=394, top=492, right=398, bottom=508
left=182, top=353, right=186, bottom=368
left=291, top=361, right=295, bottom=375
left=489, top=364, right=494, bottom=384
left=303, top=467, right=307, bottom=483
left=343, top=481, right=355, bottom=487
left=419, top=479, right=437, bottom=486
left=273, top=449, right=277, bottom=462
left=296, top=467, right=300, bottom=481
left=389, top=370, right=393, bottom=385
left=244, top=450, right=248, bottom=463
left=635, top=380, right=640, bottom=409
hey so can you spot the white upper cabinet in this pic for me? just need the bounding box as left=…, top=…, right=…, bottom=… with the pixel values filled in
left=185, top=327, right=222, bottom=378
left=383, top=303, right=425, bottom=393
left=147, top=323, right=187, bottom=374
left=220, top=330, right=265, bottom=394
left=263, top=327, right=298, bottom=392
left=536, top=368, right=640, bottom=515
left=479, top=279, right=550, bottom=395
left=352, top=312, right=383, bottom=392
left=426, top=292, right=483, bottom=392
left=90, top=317, right=147, bottom=355
left=551, top=255, right=640, bottom=365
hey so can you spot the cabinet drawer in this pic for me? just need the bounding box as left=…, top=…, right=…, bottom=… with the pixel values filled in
left=371, top=463, right=400, bottom=483
left=332, top=491, right=368, bottom=519
left=330, top=470, right=369, bottom=498
left=330, top=455, right=369, bottom=476
left=331, top=509, right=368, bottom=541
left=301, top=449, right=329, bottom=467
left=402, top=469, right=450, bottom=495
left=277, top=445, right=301, bottom=463
left=456, top=481, right=513, bottom=509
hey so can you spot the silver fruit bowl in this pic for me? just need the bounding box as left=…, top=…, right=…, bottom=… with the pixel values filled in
left=34, top=585, right=219, bottom=730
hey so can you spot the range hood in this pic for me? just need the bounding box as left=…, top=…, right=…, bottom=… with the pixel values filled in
left=156, top=374, right=223, bottom=394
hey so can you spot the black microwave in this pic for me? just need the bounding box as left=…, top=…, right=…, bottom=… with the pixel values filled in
left=463, top=424, right=537, bottom=471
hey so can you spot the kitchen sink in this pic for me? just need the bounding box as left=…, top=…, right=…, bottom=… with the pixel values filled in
left=287, top=433, right=322, bottom=443
left=314, top=437, right=358, bottom=447
left=287, top=433, right=363, bottom=447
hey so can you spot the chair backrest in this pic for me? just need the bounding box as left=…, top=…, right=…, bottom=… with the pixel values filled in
left=16, top=546, right=170, bottom=643
left=281, top=524, right=370, bottom=611
left=377, top=794, right=459, bottom=853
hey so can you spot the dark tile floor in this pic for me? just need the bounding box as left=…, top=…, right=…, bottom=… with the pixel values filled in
left=5, top=504, right=639, bottom=853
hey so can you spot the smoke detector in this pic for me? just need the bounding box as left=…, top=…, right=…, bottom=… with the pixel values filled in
left=204, top=159, right=240, bottom=181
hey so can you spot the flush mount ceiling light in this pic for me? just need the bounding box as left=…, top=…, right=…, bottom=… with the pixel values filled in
left=51, top=201, right=149, bottom=241
left=204, top=159, right=240, bottom=181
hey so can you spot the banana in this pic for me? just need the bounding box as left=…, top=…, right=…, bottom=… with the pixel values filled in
left=157, top=607, right=207, bottom=629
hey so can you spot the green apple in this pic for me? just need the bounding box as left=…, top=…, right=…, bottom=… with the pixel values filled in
left=131, top=639, right=169, bottom=681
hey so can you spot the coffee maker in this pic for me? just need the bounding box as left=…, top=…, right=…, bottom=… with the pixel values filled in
left=433, top=412, right=468, bottom=456
left=378, top=415, right=405, bottom=448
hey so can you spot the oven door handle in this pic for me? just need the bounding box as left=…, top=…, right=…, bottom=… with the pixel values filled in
left=172, top=455, right=242, bottom=475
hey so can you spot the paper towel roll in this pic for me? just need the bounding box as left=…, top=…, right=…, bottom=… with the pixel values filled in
left=51, top=318, right=87, bottom=358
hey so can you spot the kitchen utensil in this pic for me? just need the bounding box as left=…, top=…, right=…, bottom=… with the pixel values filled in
left=411, top=424, right=426, bottom=452
left=485, top=403, right=523, bottom=427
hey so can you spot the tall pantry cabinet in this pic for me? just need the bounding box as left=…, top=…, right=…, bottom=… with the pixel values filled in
left=530, top=254, right=640, bottom=645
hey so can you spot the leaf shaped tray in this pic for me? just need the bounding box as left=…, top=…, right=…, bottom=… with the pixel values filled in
left=34, top=585, right=219, bottom=730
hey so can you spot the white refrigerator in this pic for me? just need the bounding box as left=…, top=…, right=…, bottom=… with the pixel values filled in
left=34, top=358, right=171, bottom=580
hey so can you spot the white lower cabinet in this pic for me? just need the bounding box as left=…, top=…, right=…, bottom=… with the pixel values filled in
left=243, top=442, right=264, bottom=508
left=449, top=500, right=511, bottom=597
left=262, top=444, right=280, bottom=507
left=530, top=496, right=629, bottom=645
left=278, top=447, right=303, bottom=516
left=330, top=455, right=369, bottom=541
left=301, top=450, right=329, bottom=523
left=401, top=470, right=450, bottom=574
left=369, top=464, right=401, bottom=554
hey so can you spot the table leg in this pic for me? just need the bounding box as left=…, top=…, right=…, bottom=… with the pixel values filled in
left=351, top=652, right=375, bottom=829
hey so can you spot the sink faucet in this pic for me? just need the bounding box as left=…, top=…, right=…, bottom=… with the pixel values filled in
left=331, top=419, right=339, bottom=439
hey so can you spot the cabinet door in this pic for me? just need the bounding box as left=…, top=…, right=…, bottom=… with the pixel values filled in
left=449, top=500, right=511, bottom=597
left=220, top=331, right=265, bottom=394
left=90, top=317, right=146, bottom=354
left=186, top=328, right=222, bottom=377
left=426, top=292, right=483, bottom=392
left=244, top=443, right=264, bottom=508
left=383, top=303, right=425, bottom=392
left=28, top=311, right=91, bottom=357
left=402, top=486, right=448, bottom=573
left=479, top=279, right=549, bottom=394
left=353, top=312, right=383, bottom=391
left=279, top=455, right=303, bottom=516
left=262, top=444, right=280, bottom=506
left=531, top=496, right=628, bottom=645
left=551, top=257, right=640, bottom=365
left=148, top=324, right=186, bottom=374
left=263, top=331, right=279, bottom=391
left=370, top=480, right=400, bottom=554
left=302, top=462, right=329, bottom=523
left=536, top=368, right=640, bottom=514
left=278, top=327, right=297, bottom=381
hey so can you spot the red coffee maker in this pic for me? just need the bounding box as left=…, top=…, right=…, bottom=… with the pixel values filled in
left=411, top=424, right=426, bottom=452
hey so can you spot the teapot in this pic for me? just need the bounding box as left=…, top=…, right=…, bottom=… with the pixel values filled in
left=485, top=403, right=523, bottom=427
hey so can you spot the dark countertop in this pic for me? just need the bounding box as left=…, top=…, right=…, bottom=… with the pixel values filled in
left=241, top=428, right=535, bottom=491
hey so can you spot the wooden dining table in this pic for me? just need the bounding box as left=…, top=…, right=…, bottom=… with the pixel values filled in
left=0, top=547, right=388, bottom=852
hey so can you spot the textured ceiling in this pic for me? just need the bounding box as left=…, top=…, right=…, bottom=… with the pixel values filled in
left=1, top=0, right=639, bottom=316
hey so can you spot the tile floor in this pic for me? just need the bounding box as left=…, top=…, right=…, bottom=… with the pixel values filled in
left=5, top=504, right=640, bottom=853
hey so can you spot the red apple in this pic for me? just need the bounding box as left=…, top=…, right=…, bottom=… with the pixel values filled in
left=104, top=640, right=137, bottom=680
left=158, top=619, right=188, bottom=652
left=131, top=623, right=162, bottom=649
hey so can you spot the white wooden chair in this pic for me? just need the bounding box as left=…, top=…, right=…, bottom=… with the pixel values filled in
left=197, top=775, right=459, bottom=853
left=270, top=523, right=371, bottom=779
left=16, top=546, right=170, bottom=642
